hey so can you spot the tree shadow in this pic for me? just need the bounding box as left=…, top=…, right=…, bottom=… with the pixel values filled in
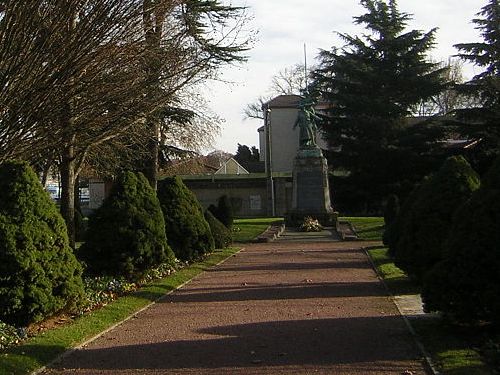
left=48, top=316, right=424, bottom=372
left=216, top=260, right=372, bottom=273
left=162, top=280, right=386, bottom=303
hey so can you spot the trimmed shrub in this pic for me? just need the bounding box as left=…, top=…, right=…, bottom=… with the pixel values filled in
left=204, top=210, right=232, bottom=249
left=393, top=156, right=480, bottom=282
left=157, top=176, right=214, bottom=261
left=422, top=157, right=500, bottom=325
left=382, top=194, right=399, bottom=246
left=383, top=194, right=400, bottom=226
left=0, top=161, right=84, bottom=326
left=387, top=182, right=424, bottom=256
left=79, top=172, right=174, bottom=281
left=215, top=195, right=233, bottom=229
left=218, top=195, right=234, bottom=228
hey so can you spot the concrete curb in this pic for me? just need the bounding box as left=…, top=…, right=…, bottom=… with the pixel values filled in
left=31, top=247, right=244, bottom=375
left=362, top=246, right=440, bottom=375
left=255, top=222, right=286, bottom=242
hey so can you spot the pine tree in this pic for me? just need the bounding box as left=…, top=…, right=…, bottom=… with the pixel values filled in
left=79, top=172, right=174, bottom=281
left=312, top=0, right=447, bottom=209
left=454, top=0, right=500, bottom=170
left=393, top=156, right=480, bottom=282
left=0, top=161, right=84, bottom=326
left=157, top=176, right=214, bottom=261
left=422, top=156, right=500, bottom=325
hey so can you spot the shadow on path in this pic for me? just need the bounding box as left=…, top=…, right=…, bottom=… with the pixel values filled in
left=162, top=280, right=385, bottom=303
left=49, top=316, right=420, bottom=371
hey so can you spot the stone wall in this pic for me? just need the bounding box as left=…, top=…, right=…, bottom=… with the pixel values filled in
left=182, top=174, right=292, bottom=218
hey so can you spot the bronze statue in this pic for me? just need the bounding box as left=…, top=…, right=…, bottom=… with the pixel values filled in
left=294, top=95, right=320, bottom=148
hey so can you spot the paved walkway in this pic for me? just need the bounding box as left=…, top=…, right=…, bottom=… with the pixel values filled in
left=43, top=233, right=429, bottom=375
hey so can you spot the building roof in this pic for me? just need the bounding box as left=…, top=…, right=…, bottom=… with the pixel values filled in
left=215, top=157, right=250, bottom=175
left=264, top=95, right=302, bottom=109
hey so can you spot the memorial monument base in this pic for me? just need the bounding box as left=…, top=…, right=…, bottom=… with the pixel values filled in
left=286, top=147, right=338, bottom=227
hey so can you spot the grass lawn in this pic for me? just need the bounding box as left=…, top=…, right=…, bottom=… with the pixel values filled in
left=342, top=217, right=493, bottom=374
left=232, top=217, right=283, bottom=243
left=0, top=247, right=239, bottom=375
left=341, top=216, right=384, bottom=240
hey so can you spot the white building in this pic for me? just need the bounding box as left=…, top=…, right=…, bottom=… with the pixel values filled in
left=258, top=95, right=329, bottom=174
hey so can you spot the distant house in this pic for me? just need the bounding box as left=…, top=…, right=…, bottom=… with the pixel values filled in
left=215, top=157, right=249, bottom=175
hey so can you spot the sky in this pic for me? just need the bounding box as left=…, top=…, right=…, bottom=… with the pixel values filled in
left=204, top=0, right=485, bottom=154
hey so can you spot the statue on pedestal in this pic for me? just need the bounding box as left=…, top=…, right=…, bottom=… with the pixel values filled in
left=293, top=94, right=321, bottom=149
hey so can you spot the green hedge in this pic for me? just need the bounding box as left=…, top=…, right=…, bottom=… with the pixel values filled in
left=157, top=176, right=214, bottom=261
left=0, top=161, right=83, bottom=326
left=392, top=156, right=480, bottom=282
left=208, top=195, right=234, bottom=229
left=79, top=172, right=174, bottom=281
left=204, top=210, right=232, bottom=249
left=423, top=157, right=500, bottom=325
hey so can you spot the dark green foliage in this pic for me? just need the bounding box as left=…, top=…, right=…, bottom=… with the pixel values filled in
left=215, top=195, right=233, bottom=228
left=0, top=161, right=84, bottom=326
left=386, top=182, right=424, bottom=256
left=454, top=1, right=500, bottom=162
left=157, top=176, right=214, bottom=261
left=393, top=156, right=480, bottom=282
left=79, top=172, right=174, bottom=281
left=234, top=143, right=260, bottom=163
left=204, top=210, right=232, bottom=249
left=74, top=209, right=87, bottom=242
left=207, top=204, right=218, bottom=218
left=384, top=194, right=400, bottom=225
left=382, top=194, right=399, bottom=245
left=423, top=157, right=500, bottom=325
left=312, top=0, right=447, bottom=210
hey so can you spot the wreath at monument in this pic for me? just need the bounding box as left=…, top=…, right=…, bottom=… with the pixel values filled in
left=299, top=216, right=323, bottom=232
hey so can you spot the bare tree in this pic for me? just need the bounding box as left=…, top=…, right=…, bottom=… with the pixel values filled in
left=244, top=63, right=309, bottom=120
left=0, top=1, right=252, bottom=245
left=141, top=0, right=252, bottom=189
left=0, top=1, right=149, bottom=245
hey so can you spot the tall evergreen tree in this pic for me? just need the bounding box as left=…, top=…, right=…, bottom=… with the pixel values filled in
left=454, top=0, right=500, bottom=171
left=312, top=0, right=447, bottom=209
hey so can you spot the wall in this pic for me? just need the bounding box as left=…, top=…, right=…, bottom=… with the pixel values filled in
left=182, top=174, right=292, bottom=218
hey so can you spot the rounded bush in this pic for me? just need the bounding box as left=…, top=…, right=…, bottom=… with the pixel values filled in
left=204, top=210, right=232, bottom=249
left=393, top=156, right=480, bottom=282
left=79, top=172, right=174, bottom=281
left=215, top=195, right=234, bottom=229
left=0, top=161, right=84, bottom=326
left=157, top=176, right=214, bottom=261
left=383, top=194, right=400, bottom=226
left=382, top=194, right=400, bottom=246
left=422, top=157, right=500, bottom=325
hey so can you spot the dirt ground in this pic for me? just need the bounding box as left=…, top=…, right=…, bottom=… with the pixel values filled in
left=43, top=239, right=429, bottom=375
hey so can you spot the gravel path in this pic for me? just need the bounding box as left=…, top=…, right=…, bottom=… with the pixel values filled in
left=44, top=239, right=428, bottom=375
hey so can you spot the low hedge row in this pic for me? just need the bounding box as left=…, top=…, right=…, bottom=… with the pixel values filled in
left=0, top=162, right=232, bottom=331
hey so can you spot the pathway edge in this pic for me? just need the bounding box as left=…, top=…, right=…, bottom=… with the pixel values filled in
left=362, top=245, right=440, bottom=375
left=31, top=247, right=244, bottom=375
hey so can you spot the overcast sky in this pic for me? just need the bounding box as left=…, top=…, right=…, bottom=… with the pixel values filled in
left=204, top=0, right=485, bottom=154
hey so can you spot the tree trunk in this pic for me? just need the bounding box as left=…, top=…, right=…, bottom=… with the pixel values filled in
left=142, top=0, right=164, bottom=191
left=145, top=115, right=159, bottom=190
left=60, top=137, right=76, bottom=248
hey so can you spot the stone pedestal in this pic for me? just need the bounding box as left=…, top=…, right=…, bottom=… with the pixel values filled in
left=286, top=147, right=337, bottom=227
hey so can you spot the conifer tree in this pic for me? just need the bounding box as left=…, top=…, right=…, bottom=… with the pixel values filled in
left=79, top=171, right=174, bottom=281
left=312, top=0, right=447, bottom=208
left=157, top=176, right=214, bottom=261
left=454, top=0, right=500, bottom=169
left=393, top=156, right=480, bottom=282
left=0, top=161, right=83, bottom=326
left=422, top=156, right=500, bottom=325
